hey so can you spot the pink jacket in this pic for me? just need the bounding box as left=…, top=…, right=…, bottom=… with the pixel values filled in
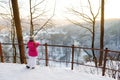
left=27, top=41, right=40, bottom=57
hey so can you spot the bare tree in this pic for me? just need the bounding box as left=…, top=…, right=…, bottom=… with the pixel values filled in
left=0, top=0, right=18, bottom=63
left=67, top=0, right=100, bottom=67
left=11, top=0, right=26, bottom=64
left=9, top=0, right=17, bottom=63
left=29, top=0, right=56, bottom=37
left=29, top=0, right=45, bottom=36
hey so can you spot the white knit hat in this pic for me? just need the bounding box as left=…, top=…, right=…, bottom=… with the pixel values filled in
left=29, top=35, right=34, bottom=40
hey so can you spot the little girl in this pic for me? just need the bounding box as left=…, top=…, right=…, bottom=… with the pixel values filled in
left=26, top=36, right=40, bottom=69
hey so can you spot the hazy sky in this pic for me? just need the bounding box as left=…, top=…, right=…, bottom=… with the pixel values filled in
left=105, top=0, right=120, bottom=19
left=1, top=0, right=120, bottom=20
left=39, top=0, right=120, bottom=19
left=54, top=0, right=120, bottom=19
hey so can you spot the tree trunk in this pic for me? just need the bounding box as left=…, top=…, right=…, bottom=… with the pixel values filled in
left=29, top=0, right=34, bottom=36
left=11, top=20, right=17, bottom=63
left=11, top=0, right=26, bottom=64
left=10, top=0, right=17, bottom=63
left=99, top=0, right=104, bottom=66
left=92, top=20, right=97, bottom=67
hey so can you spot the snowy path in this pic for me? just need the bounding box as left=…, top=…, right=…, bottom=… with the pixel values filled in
left=0, top=63, right=115, bottom=80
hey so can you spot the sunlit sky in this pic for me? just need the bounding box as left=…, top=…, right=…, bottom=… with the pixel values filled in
left=1, top=0, right=120, bottom=20
left=53, top=0, right=120, bottom=19
left=105, top=0, right=120, bottom=19
left=14, top=0, right=120, bottom=20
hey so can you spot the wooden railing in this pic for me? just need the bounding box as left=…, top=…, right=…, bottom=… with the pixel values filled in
left=0, top=42, right=120, bottom=78
left=0, top=42, right=4, bottom=62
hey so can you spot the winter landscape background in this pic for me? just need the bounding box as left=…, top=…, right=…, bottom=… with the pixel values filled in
left=0, top=0, right=120, bottom=80
left=0, top=18, right=120, bottom=61
left=0, top=18, right=120, bottom=80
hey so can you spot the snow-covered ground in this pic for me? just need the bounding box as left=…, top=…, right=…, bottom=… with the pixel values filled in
left=0, top=63, right=115, bottom=80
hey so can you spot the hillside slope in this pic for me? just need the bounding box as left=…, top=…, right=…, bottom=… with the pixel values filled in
left=0, top=63, right=115, bottom=80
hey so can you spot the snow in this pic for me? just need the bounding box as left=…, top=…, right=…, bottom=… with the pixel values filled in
left=0, top=63, right=115, bottom=80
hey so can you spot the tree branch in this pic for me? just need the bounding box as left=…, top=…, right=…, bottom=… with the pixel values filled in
left=34, top=0, right=56, bottom=36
